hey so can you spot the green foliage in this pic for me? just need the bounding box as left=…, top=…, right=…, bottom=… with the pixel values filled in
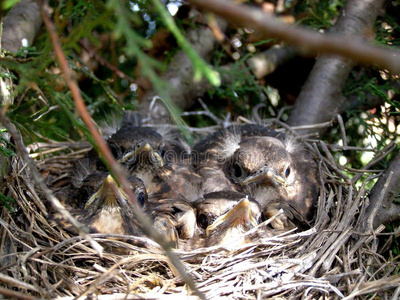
left=207, top=56, right=270, bottom=118
left=1, top=0, right=20, bottom=10
left=150, top=0, right=220, bottom=86
left=295, top=0, right=344, bottom=29
left=375, top=14, right=400, bottom=47
left=0, top=129, right=15, bottom=157
left=0, top=193, right=15, bottom=212
left=107, top=0, right=193, bottom=141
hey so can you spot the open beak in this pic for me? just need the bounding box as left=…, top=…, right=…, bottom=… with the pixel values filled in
left=205, top=197, right=258, bottom=236
left=85, top=175, right=125, bottom=210
left=118, top=142, right=164, bottom=168
left=239, top=166, right=287, bottom=187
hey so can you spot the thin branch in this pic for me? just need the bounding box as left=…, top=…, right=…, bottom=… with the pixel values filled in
left=337, top=114, right=347, bottom=150
left=40, top=6, right=204, bottom=299
left=366, top=171, right=393, bottom=231
left=362, top=150, right=400, bottom=228
left=79, top=38, right=147, bottom=89
left=0, top=287, right=37, bottom=300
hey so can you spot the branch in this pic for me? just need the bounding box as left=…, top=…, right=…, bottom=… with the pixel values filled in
left=287, top=0, right=385, bottom=134
left=247, top=46, right=297, bottom=79
left=1, top=0, right=42, bottom=53
left=362, top=151, right=400, bottom=229
left=187, top=0, right=399, bottom=74
left=40, top=5, right=205, bottom=299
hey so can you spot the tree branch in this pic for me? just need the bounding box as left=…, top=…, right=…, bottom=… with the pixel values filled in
left=1, top=0, right=42, bottom=53
left=247, top=46, right=297, bottom=79
left=287, top=0, right=385, bottom=134
left=362, top=151, right=400, bottom=229
left=187, top=0, right=399, bottom=74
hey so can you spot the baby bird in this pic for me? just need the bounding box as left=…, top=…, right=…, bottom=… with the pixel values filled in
left=192, top=124, right=280, bottom=193
left=53, top=172, right=148, bottom=236
left=188, top=191, right=262, bottom=248
left=80, top=174, right=147, bottom=235
left=193, top=124, right=319, bottom=230
left=147, top=198, right=197, bottom=247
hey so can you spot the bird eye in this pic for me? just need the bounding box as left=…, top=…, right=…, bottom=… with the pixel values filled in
left=198, top=214, right=209, bottom=229
left=233, top=163, right=243, bottom=178
left=109, top=143, right=119, bottom=159
left=80, top=189, right=90, bottom=202
left=285, top=166, right=291, bottom=177
left=160, top=145, right=166, bottom=157
left=136, top=191, right=146, bottom=207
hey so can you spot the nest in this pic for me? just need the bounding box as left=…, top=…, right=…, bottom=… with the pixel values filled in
left=1, top=118, right=399, bottom=299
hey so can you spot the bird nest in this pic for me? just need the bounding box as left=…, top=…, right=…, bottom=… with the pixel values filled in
left=0, top=119, right=399, bottom=299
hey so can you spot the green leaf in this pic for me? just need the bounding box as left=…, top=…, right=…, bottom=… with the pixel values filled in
left=2, top=0, right=20, bottom=10
left=0, top=193, right=15, bottom=212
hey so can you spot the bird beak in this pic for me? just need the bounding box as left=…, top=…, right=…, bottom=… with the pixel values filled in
left=118, top=142, right=164, bottom=167
left=239, top=167, right=287, bottom=187
left=205, top=197, right=258, bottom=236
left=85, top=175, right=125, bottom=210
left=149, top=150, right=164, bottom=168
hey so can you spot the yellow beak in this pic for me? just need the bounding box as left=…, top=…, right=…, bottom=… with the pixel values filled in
left=205, top=197, right=258, bottom=236
left=239, top=167, right=287, bottom=187
left=84, top=175, right=125, bottom=210
left=118, top=142, right=164, bottom=168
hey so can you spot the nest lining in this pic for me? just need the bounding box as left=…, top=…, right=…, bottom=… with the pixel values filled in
left=0, top=121, right=399, bottom=300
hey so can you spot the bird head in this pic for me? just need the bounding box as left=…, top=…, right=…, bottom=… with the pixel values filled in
left=225, top=137, right=294, bottom=189
left=73, top=172, right=148, bottom=236
left=194, top=191, right=261, bottom=246
left=84, top=174, right=147, bottom=212
left=107, top=127, right=166, bottom=171
left=149, top=198, right=197, bottom=247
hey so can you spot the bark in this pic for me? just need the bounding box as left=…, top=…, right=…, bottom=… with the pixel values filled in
left=362, top=151, right=400, bottom=229
left=247, top=46, right=297, bottom=79
left=1, top=0, right=42, bottom=53
left=287, top=0, right=385, bottom=135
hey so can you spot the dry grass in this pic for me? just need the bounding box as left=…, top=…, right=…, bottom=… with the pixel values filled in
left=0, top=118, right=399, bottom=299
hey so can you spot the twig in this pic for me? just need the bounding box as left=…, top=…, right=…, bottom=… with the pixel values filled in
left=40, top=6, right=205, bottom=299
left=276, top=106, right=292, bottom=121
left=366, top=171, right=393, bottom=230
left=326, top=144, right=379, bottom=152
left=290, top=120, right=334, bottom=131
left=198, top=98, right=224, bottom=125
left=0, top=287, right=37, bottom=300
left=0, top=272, right=40, bottom=293
left=145, top=123, right=220, bottom=134
left=352, top=141, right=396, bottom=184
left=337, top=114, right=347, bottom=150
left=252, top=103, right=266, bottom=124
left=79, top=39, right=146, bottom=89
